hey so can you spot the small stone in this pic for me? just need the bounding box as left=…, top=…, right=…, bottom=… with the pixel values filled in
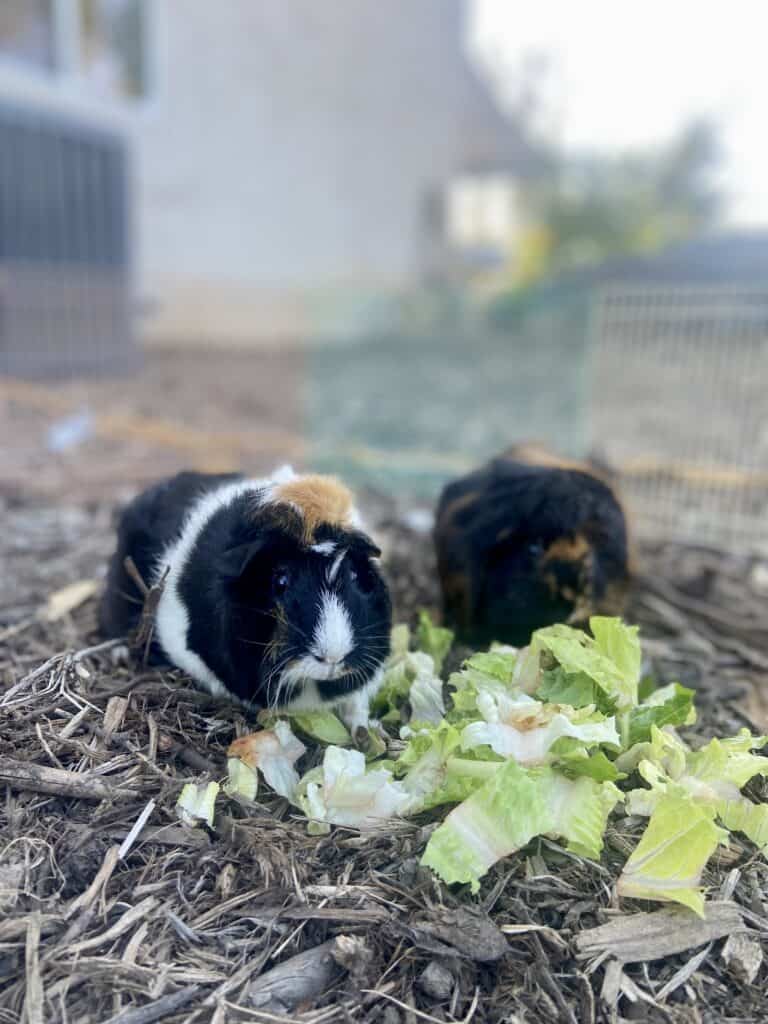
left=417, top=960, right=453, bottom=1001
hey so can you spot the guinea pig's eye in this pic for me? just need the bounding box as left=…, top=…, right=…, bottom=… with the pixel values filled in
left=527, top=541, right=544, bottom=558
left=272, top=567, right=291, bottom=595
left=349, top=560, right=375, bottom=594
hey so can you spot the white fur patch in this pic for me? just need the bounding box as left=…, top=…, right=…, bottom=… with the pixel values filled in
left=311, top=541, right=336, bottom=556
left=153, top=473, right=276, bottom=698
left=336, top=668, right=384, bottom=732
left=327, top=549, right=346, bottom=583
left=312, top=591, right=353, bottom=665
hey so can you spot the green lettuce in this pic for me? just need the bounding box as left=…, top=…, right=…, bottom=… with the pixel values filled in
left=617, top=794, right=727, bottom=915
left=415, top=611, right=453, bottom=674
left=396, top=721, right=502, bottom=811
left=623, top=683, right=696, bottom=748
left=289, top=710, right=352, bottom=746
left=532, top=618, right=640, bottom=709
left=421, top=760, right=620, bottom=892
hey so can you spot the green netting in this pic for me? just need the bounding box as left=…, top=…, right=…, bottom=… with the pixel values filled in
left=305, top=287, right=592, bottom=498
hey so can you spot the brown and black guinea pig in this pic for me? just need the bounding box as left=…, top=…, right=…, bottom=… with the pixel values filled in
left=434, top=444, right=631, bottom=647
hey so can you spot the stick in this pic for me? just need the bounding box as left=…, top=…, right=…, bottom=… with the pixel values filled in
left=124, top=557, right=169, bottom=666
left=0, top=758, right=141, bottom=802
left=100, top=985, right=201, bottom=1024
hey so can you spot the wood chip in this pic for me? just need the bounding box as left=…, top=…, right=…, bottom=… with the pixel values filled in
left=64, top=896, right=159, bottom=955
left=41, top=579, right=100, bottom=622
left=722, top=932, right=763, bottom=984
left=0, top=758, right=140, bottom=802
left=410, top=908, right=508, bottom=962
left=103, top=696, right=129, bottom=740
left=24, top=912, right=44, bottom=1024
left=576, top=901, right=744, bottom=964
left=100, top=984, right=201, bottom=1024
left=245, top=937, right=343, bottom=1015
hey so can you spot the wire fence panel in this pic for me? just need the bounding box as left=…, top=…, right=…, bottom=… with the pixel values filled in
left=591, top=286, right=768, bottom=553
left=0, top=101, right=134, bottom=378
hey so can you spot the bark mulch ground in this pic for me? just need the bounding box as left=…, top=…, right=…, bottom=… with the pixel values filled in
left=2, top=487, right=768, bottom=1024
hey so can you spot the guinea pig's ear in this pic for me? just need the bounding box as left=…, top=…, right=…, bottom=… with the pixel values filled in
left=216, top=538, right=267, bottom=579
left=349, top=532, right=381, bottom=559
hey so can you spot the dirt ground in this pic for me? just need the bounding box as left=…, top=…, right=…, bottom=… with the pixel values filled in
left=2, top=352, right=768, bottom=1023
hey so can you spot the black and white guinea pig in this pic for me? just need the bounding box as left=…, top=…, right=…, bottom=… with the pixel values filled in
left=99, top=466, right=392, bottom=731
left=434, top=443, right=631, bottom=647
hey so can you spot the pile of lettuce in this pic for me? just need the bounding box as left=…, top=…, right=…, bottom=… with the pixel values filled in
left=178, top=614, right=768, bottom=916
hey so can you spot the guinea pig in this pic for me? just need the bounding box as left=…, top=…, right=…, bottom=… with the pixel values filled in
left=98, top=465, right=392, bottom=731
left=434, top=443, right=631, bottom=647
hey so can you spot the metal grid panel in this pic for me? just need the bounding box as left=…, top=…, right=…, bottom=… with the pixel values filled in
left=591, top=286, right=768, bottom=553
left=0, top=100, right=134, bottom=378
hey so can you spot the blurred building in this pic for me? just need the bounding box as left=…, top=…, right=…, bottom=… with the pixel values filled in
left=1, top=0, right=530, bottom=356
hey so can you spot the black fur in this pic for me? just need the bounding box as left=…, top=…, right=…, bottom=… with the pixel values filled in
left=99, top=471, right=392, bottom=708
left=434, top=450, right=630, bottom=647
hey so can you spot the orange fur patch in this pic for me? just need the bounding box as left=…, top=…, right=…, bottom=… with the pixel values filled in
left=274, top=474, right=354, bottom=543
left=542, top=534, right=591, bottom=564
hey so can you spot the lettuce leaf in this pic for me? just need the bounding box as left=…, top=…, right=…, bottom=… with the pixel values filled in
left=224, top=758, right=259, bottom=801
left=717, top=798, right=768, bottom=853
left=532, top=618, right=640, bottom=709
left=552, top=745, right=625, bottom=782
left=624, top=683, right=696, bottom=747
left=421, top=760, right=620, bottom=891
left=416, top=610, right=453, bottom=674
left=617, top=794, right=727, bottom=916
left=299, top=746, right=411, bottom=828
left=397, top=721, right=501, bottom=811
left=227, top=722, right=306, bottom=802
left=289, top=710, right=352, bottom=747
left=460, top=691, right=619, bottom=765
left=177, top=781, right=219, bottom=828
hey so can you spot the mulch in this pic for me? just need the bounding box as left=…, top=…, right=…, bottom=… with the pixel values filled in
left=2, top=487, right=768, bottom=1024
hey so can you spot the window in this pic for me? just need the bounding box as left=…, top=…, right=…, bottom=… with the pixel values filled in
left=79, top=0, right=148, bottom=100
left=0, top=0, right=150, bottom=102
left=446, top=175, right=521, bottom=249
left=0, top=1, right=55, bottom=72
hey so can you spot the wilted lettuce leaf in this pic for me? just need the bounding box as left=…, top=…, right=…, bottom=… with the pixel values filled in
left=227, top=722, right=306, bottom=802
left=617, top=794, right=727, bottom=916
left=460, top=691, right=620, bottom=765
left=421, top=760, right=620, bottom=891
left=224, top=758, right=259, bottom=801
left=177, top=781, right=220, bottom=828
left=299, top=747, right=412, bottom=828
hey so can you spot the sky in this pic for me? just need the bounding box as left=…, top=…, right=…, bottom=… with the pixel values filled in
left=469, top=0, right=768, bottom=227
